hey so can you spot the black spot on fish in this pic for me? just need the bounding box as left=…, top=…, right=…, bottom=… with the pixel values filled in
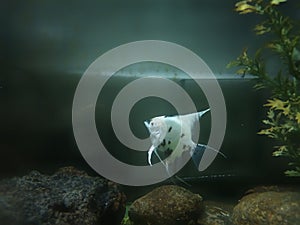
left=181, top=133, right=185, bottom=138
left=161, top=139, right=166, bottom=147
left=165, top=148, right=173, bottom=157
left=168, top=127, right=172, bottom=132
left=168, top=140, right=171, bottom=145
left=183, top=144, right=186, bottom=150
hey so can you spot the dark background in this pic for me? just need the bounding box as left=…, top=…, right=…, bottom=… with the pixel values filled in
left=1, top=0, right=299, bottom=185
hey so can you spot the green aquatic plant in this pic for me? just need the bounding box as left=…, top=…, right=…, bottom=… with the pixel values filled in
left=121, top=216, right=134, bottom=225
left=228, top=0, right=300, bottom=176
left=121, top=204, right=134, bottom=225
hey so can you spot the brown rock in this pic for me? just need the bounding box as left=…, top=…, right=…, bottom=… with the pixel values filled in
left=0, top=166, right=126, bottom=225
left=129, top=185, right=203, bottom=225
left=231, top=189, right=300, bottom=225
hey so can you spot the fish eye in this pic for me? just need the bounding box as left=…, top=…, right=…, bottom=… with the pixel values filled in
left=151, top=122, right=154, bottom=126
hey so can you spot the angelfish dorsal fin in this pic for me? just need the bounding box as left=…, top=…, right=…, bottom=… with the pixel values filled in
left=179, top=108, right=210, bottom=130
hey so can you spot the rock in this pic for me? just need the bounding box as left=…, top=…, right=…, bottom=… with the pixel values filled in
left=231, top=186, right=300, bottom=225
left=197, top=201, right=234, bottom=225
left=0, top=166, right=126, bottom=225
left=129, top=185, right=203, bottom=225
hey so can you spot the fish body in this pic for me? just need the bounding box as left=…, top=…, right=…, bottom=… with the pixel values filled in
left=144, top=109, right=211, bottom=172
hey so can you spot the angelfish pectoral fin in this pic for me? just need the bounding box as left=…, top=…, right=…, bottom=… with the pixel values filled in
left=148, top=145, right=155, bottom=166
left=144, top=120, right=150, bottom=129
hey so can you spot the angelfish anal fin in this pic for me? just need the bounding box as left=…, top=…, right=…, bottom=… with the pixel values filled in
left=191, top=144, right=206, bottom=170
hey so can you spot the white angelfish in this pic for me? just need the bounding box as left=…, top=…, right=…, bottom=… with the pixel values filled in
left=144, top=108, right=225, bottom=174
